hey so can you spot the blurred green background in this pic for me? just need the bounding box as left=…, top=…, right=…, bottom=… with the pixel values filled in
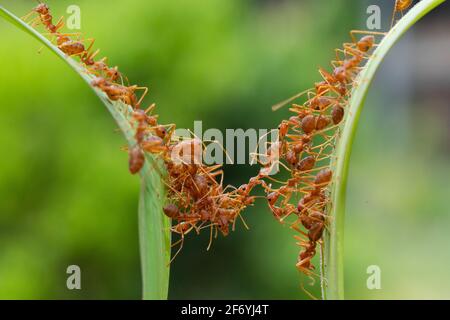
left=0, top=0, right=449, bottom=299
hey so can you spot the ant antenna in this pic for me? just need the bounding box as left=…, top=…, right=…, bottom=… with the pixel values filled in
left=272, top=88, right=314, bottom=111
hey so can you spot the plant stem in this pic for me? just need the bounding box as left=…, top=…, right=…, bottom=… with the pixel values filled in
left=139, top=158, right=171, bottom=300
left=322, top=0, right=446, bottom=300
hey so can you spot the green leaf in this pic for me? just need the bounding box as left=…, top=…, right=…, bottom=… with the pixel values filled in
left=322, top=0, right=446, bottom=300
left=0, top=5, right=171, bottom=299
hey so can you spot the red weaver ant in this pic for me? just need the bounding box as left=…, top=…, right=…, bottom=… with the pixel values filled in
left=22, top=1, right=64, bottom=34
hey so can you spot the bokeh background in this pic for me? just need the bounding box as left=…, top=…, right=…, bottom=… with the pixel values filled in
left=0, top=0, right=449, bottom=299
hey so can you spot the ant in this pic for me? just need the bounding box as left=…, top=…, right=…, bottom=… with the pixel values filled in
left=344, top=31, right=385, bottom=54
left=56, top=34, right=96, bottom=58
left=22, top=1, right=64, bottom=34
left=170, top=219, right=200, bottom=264
left=91, top=77, right=148, bottom=108
left=85, top=56, right=123, bottom=83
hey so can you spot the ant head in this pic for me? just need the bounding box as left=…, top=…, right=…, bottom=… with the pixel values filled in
left=238, top=184, right=248, bottom=194
left=34, top=3, right=49, bottom=14
left=248, top=176, right=259, bottom=185
left=109, top=67, right=119, bottom=79
left=297, top=199, right=305, bottom=212
left=267, top=192, right=278, bottom=205
left=278, top=121, right=289, bottom=137
left=156, top=126, right=167, bottom=139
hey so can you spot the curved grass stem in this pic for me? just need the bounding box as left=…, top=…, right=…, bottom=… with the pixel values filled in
left=322, top=0, right=446, bottom=300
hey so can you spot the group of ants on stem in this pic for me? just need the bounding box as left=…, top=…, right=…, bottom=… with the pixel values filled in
left=22, top=0, right=413, bottom=291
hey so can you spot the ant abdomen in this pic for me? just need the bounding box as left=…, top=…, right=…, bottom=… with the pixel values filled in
left=308, top=222, right=324, bottom=242
left=314, top=169, right=333, bottom=187
left=163, top=204, right=180, bottom=218
left=128, top=145, right=145, bottom=174
left=285, top=149, right=298, bottom=166
left=301, top=115, right=316, bottom=134
left=315, top=115, right=330, bottom=130
left=296, top=156, right=316, bottom=172
left=331, top=105, right=345, bottom=124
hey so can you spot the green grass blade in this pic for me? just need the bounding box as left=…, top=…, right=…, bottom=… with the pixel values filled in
left=0, top=5, right=171, bottom=300
left=139, top=162, right=171, bottom=299
left=322, top=0, right=446, bottom=300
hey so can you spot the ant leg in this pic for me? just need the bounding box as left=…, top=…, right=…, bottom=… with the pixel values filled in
left=207, top=139, right=233, bottom=165
left=238, top=213, right=250, bottom=230
left=165, top=124, right=176, bottom=143
left=171, top=237, right=183, bottom=248
left=222, top=184, right=237, bottom=193
left=292, top=226, right=308, bottom=238
left=310, top=135, right=337, bottom=152
left=53, top=16, right=65, bottom=32
left=318, top=67, right=332, bottom=82
left=204, top=163, right=223, bottom=173
left=210, top=169, right=224, bottom=187
left=296, top=255, right=321, bottom=280
left=83, top=38, right=96, bottom=54
left=334, top=48, right=345, bottom=65
left=169, top=233, right=185, bottom=265
left=349, top=30, right=387, bottom=44
left=119, top=74, right=130, bottom=86
left=206, top=224, right=214, bottom=251
left=25, top=15, right=41, bottom=27
left=134, top=87, right=149, bottom=108
left=170, top=223, right=195, bottom=265
left=272, top=88, right=314, bottom=111
left=99, top=56, right=108, bottom=64
left=251, top=129, right=278, bottom=165
left=300, top=282, right=318, bottom=300
left=333, top=48, right=364, bottom=67
left=188, top=128, right=233, bottom=166
left=390, top=6, right=398, bottom=28
left=341, top=42, right=375, bottom=57
left=144, top=103, right=156, bottom=115
left=336, top=47, right=368, bottom=62
left=45, top=32, right=82, bottom=37
left=330, top=60, right=341, bottom=69
left=21, top=11, right=37, bottom=23
left=86, top=49, right=101, bottom=62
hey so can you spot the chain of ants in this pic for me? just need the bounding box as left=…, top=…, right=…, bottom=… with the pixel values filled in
left=24, top=0, right=413, bottom=275
left=23, top=1, right=265, bottom=263
left=257, top=0, right=413, bottom=281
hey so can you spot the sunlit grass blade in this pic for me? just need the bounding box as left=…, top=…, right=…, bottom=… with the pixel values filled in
left=322, top=0, right=446, bottom=300
left=0, top=5, right=171, bottom=300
